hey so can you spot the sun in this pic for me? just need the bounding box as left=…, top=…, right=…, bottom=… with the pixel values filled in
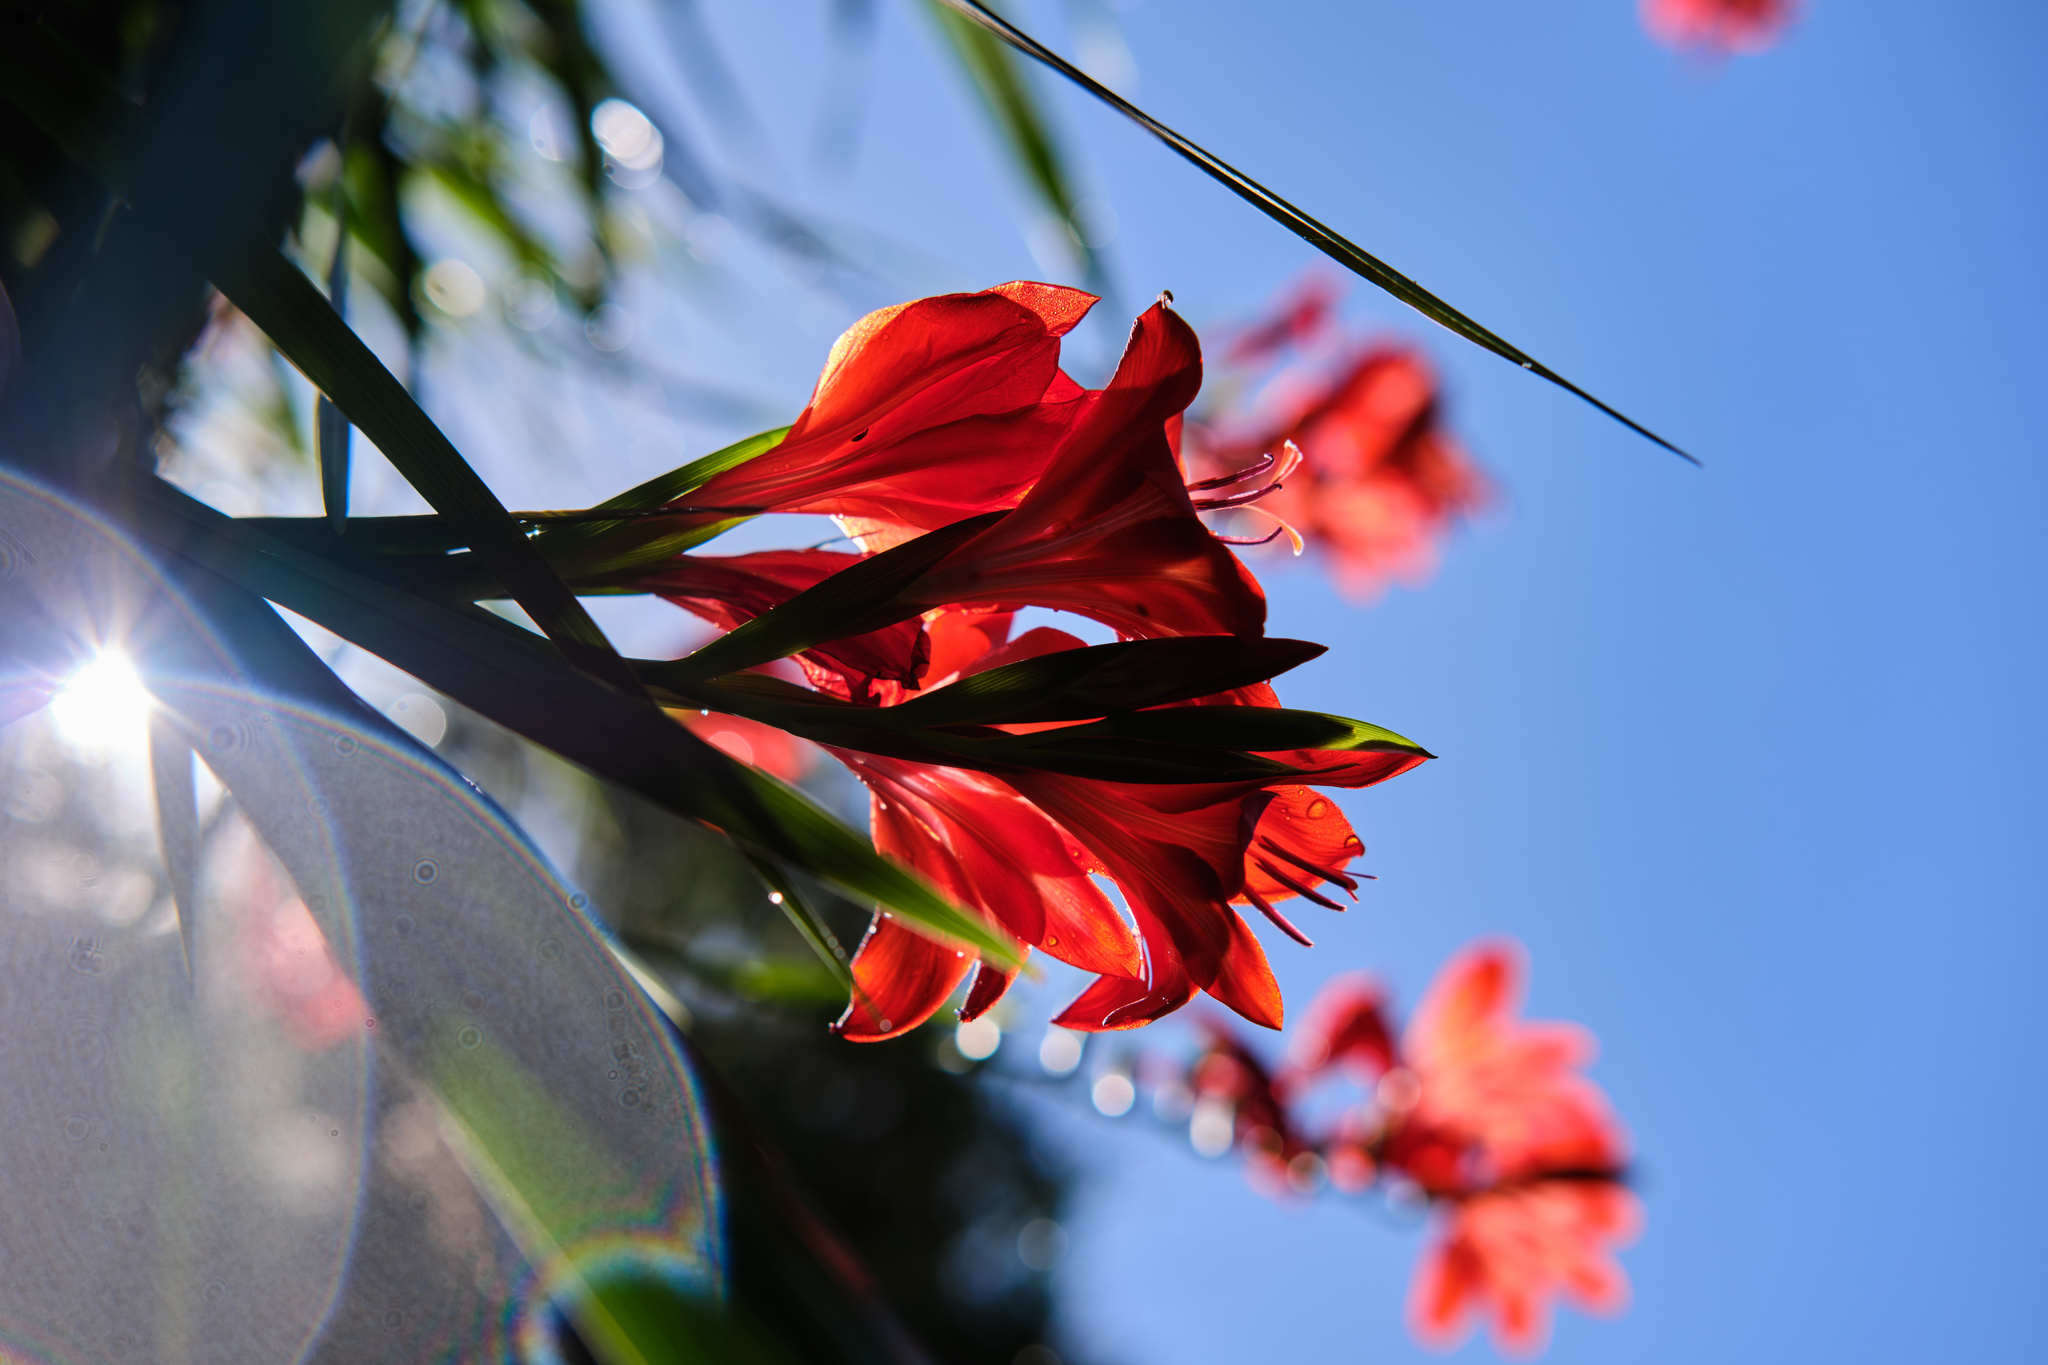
left=48, top=649, right=154, bottom=752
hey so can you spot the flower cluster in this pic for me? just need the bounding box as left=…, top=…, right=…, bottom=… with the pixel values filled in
left=1642, top=0, right=1797, bottom=54
left=582, top=282, right=1435, bottom=1035
left=1184, top=274, right=1488, bottom=597
left=1174, top=943, right=1638, bottom=1356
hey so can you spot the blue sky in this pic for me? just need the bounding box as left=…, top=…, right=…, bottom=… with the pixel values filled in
left=458, top=1, right=2048, bottom=1358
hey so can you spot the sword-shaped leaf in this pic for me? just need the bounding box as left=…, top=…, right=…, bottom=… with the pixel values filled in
left=893, top=635, right=1325, bottom=725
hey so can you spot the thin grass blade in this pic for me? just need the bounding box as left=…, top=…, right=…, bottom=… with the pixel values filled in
left=930, top=0, right=1694, bottom=463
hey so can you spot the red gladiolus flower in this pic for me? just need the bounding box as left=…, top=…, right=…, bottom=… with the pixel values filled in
left=1643, top=0, right=1795, bottom=54
left=824, top=608, right=1425, bottom=1037
left=679, top=282, right=1096, bottom=540
left=1197, top=344, right=1486, bottom=598
left=910, top=298, right=1267, bottom=639
left=1398, top=943, right=1626, bottom=1185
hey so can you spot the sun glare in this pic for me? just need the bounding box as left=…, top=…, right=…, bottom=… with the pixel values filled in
left=49, top=649, right=153, bottom=752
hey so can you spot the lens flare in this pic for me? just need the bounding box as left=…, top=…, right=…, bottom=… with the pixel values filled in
left=48, top=649, right=151, bottom=752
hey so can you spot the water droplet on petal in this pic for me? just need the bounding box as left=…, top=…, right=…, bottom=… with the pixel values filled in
left=1306, top=798, right=1329, bottom=819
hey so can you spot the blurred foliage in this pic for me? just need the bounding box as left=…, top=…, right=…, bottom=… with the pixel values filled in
left=450, top=708, right=1090, bottom=1364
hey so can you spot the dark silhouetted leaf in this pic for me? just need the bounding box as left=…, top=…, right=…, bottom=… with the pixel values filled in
left=653, top=512, right=1004, bottom=686
left=133, top=482, right=1021, bottom=969
left=317, top=215, right=352, bottom=533
left=894, top=635, right=1325, bottom=725
left=217, top=245, right=644, bottom=688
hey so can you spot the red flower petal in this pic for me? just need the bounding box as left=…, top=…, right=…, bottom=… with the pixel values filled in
left=1206, top=908, right=1283, bottom=1029
left=1285, top=971, right=1396, bottom=1079
left=914, top=302, right=1267, bottom=639
left=1405, top=940, right=1522, bottom=1070
left=1052, top=965, right=1193, bottom=1032
left=692, top=284, right=1097, bottom=533
left=835, top=914, right=974, bottom=1042
left=843, top=753, right=1141, bottom=981
left=1241, top=784, right=1363, bottom=905
left=960, top=960, right=1017, bottom=1021
left=1408, top=1235, right=1484, bottom=1350
left=1013, top=771, right=1278, bottom=1027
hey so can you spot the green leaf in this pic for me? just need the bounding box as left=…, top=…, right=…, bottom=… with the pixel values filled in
left=928, top=0, right=1694, bottom=463
left=538, top=425, right=793, bottom=574
left=216, top=245, right=645, bottom=689
left=741, top=854, right=855, bottom=992
left=892, top=635, right=1325, bottom=725
left=317, top=207, right=352, bottom=533
left=235, top=424, right=792, bottom=565
left=1067, top=703, right=1433, bottom=759
left=923, top=0, right=1105, bottom=290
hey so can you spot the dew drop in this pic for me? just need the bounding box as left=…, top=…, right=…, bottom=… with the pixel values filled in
left=1343, top=835, right=1363, bottom=851
left=1045, top=935, right=1059, bottom=948
left=1306, top=798, right=1329, bottom=819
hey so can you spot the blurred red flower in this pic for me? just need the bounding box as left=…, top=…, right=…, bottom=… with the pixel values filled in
left=1409, top=1181, right=1640, bottom=1357
left=1395, top=944, right=1637, bottom=1353
left=1190, top=273, right=1486, bottom=597
left=1186, top=943, right=1638, bottom=1354
left=1642, top=0, right=1796, bottom=54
